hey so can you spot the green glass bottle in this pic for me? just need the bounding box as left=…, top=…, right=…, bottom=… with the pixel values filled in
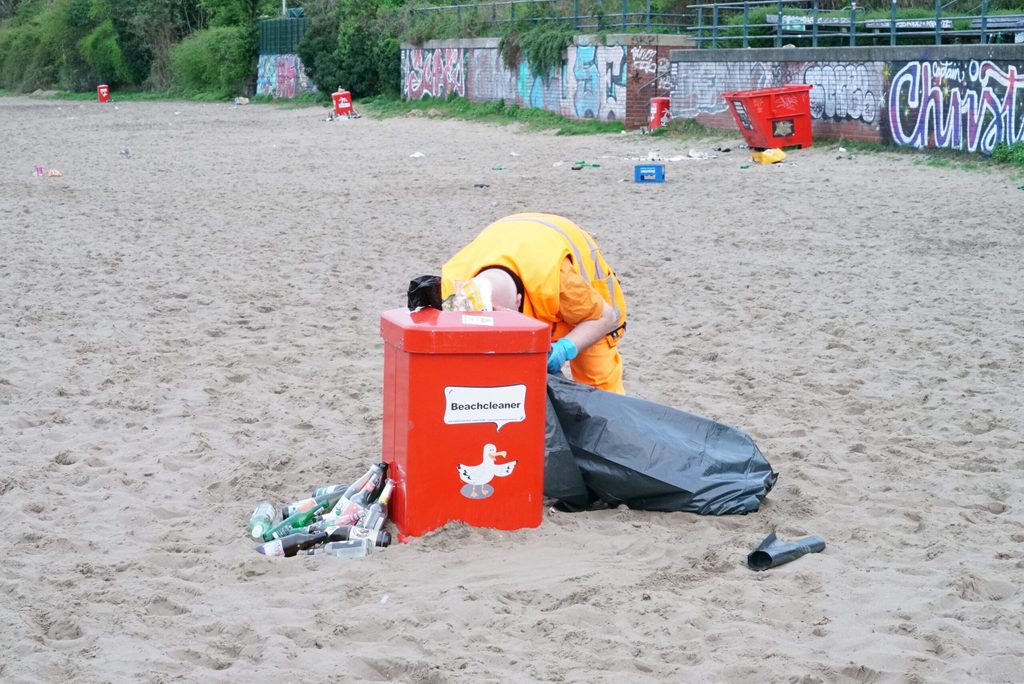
left=261, top=498, right=332, bottom=542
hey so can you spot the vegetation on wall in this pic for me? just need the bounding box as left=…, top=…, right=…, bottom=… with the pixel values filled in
left=499, top=21, right=575, bottom=75
left=3, top=0, right=1024, bottom=101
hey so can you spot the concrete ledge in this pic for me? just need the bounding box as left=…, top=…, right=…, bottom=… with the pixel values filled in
left=669, top=44, right=1024, bottom=62
left=576, top=33, right=696, bottom=48
left=402, top=34, right=697, bottom=51
left=402, top=37, right=500, bottom=50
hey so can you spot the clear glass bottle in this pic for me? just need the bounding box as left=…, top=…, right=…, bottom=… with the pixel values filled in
left=247, top=502, right=276, bottom=540
left=357, top=479, right=395, bottom=532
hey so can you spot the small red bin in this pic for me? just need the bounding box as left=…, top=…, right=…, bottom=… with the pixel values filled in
left=97, top=84, right=110, bottom=103
left=722, top=84, right=814, bottom=149
left=380, top=308, right=549, bottom=537
left=648, top=96, right=670, bottom=130
left=332, top=89, right=353, bottom=116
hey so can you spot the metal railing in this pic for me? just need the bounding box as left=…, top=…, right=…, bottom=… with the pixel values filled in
left=405, top=0, right=692, bottom=34
left=691, top=0, right=1024, bottom=48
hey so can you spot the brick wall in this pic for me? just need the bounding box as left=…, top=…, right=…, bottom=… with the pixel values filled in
left=400, top=39, right=1024, bottom=152
left=400, top=35, right=694, bottom=129
left=255, top=54, right=317, bottom=98
left=669, top=45, right=1024, bottom=153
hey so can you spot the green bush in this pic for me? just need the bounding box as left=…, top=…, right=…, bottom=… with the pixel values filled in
left=298, top=0, right=402, bottom=99
left=79, top=18, right=130, bottom=85
left=297, top=3, right=344, bottom=99
left=499, top=20, right=574, bottom=77
left=520, top=22, right=574, bottom=76
left=169, top=25, right=252, bottom=98
left=991, top=141, right=1024, bottom=166
left=0, top=0, right=67, bottom=91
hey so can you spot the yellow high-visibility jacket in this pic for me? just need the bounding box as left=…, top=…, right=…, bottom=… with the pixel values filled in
left=442, top=213, right=626, bottom=336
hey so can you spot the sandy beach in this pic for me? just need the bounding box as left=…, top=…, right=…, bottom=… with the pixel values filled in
left=1, top=95, right=1022, bottom=682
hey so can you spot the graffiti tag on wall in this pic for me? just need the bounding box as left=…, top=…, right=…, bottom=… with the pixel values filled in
left=569, top=45, right=627, bottom=120
left=403, top=48, right=466, bottom=100
left=673, top=60, right=885, bottom=126
left=467, top=49, right=516, bottom=102
left=887, top=60, right=1024, bottom=153
left=256, top=54, right=316, bottom=98
left=673, top=62, right=783, bottom=116
left=630, top=46, right=671, bottom=92
left=804, top=62, right=884, bottom=124
left=517, top=62, right=567, bottom=114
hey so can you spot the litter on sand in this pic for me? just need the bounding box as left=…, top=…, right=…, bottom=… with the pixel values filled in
left=750, top=148, right=786, bottom=165
left=409, top=151, right=426, bottom=158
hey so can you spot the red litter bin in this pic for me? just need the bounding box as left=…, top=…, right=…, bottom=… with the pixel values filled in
left=97, top=84, right=110, bottom=103
left=649, top=96, right=671, bottom=130
left=332, top=89, right=353, bottom=116
left=380, top=308, right=549, bottom=537
left=722, top=84, right=813, bottom=149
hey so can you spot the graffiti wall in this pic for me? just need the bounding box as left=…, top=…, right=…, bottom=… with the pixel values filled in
left=401, top=36, right=691, bottom=129
left=671, top=59, right=884, bottom=140
left=625, top=36, right=674, bottom=128
left=467, top=49, right=517, bottom=103
left=567, top=44, right=628, bottom=122
left=402, top=48, right=467, bottom=100
left=256, top=54, right=316, bottom=99
left=669, top=47, right=1024, bottom=153
left=886, top=60, right=1024, bottom=154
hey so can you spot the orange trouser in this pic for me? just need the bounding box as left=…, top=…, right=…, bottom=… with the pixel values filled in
left=567, top=336, right=624, bottom=394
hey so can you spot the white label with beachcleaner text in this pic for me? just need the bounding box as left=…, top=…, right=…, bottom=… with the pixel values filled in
left=444, top=385, right=526, bottom=431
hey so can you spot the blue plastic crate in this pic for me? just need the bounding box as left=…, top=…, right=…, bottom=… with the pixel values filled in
left=634, top=164, right=665, bottom=183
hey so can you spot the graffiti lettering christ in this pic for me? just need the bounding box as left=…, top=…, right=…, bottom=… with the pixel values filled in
left=888, top=60, right=1024, bottom=154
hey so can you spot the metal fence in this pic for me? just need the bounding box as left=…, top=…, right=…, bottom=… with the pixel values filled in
left=259, top=17, right=308, bottom=55
left=406, top=0, right=692, bottom=34
left=691, top=0, right=1024, bottom=48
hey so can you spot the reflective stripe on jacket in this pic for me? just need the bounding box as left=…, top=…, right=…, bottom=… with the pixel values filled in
left=442, top=213, right=627, bottom=333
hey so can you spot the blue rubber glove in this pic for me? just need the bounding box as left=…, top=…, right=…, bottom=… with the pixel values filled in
left=547, top=338, right=578, bottom=373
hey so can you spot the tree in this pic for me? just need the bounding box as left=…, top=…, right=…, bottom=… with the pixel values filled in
left=201, top=0, right=277, bottom=27
left=0, top=0, right=23, bottom=20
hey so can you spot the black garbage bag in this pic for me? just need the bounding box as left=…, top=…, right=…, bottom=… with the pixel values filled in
left=747, top=532, right=826, bottom=571
left=545, top=373, right=778, bottom=515
left=407, top=275, right=442, bottom=310
left=544, top=392, right=590, bottom=511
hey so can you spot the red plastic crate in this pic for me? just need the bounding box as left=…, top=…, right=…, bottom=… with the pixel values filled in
left=722, top=84, right=814, bottom=149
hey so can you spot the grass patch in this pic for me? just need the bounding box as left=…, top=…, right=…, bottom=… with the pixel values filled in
left=648, top=117, right=715, bottom=140
left=42, top=89, right=319, bottom=106
left=48, top=89, right=181, bottom=101
left=360, top=94, right=625, bottom=135
left=992, top=141, right=1024, bottom=167
left=826, top=137, right=1021, bottom=174
left=248, top=93, right=323, bottom=108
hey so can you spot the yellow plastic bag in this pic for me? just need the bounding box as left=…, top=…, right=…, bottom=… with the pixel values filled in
left=441, top=278, right=492, bottom=312
left=750, top=148, right=786, bottom=165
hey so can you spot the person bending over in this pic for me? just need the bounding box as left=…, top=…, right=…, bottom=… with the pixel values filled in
left=442, top=213, right=627, bottom=394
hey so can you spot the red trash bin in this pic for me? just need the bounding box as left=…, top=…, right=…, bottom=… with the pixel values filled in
left=380, top=308, right=549, bottom=537
left=332, top=89, right=353, bottom=116
left=648, top=96, right=671, bottom=130
left=722, top=84, right=813, bottom=149
left=97, top=84, right=110, bottom=103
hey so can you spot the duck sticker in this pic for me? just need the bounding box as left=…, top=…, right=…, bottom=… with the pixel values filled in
left=458, top=443, right=517, bottom=499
